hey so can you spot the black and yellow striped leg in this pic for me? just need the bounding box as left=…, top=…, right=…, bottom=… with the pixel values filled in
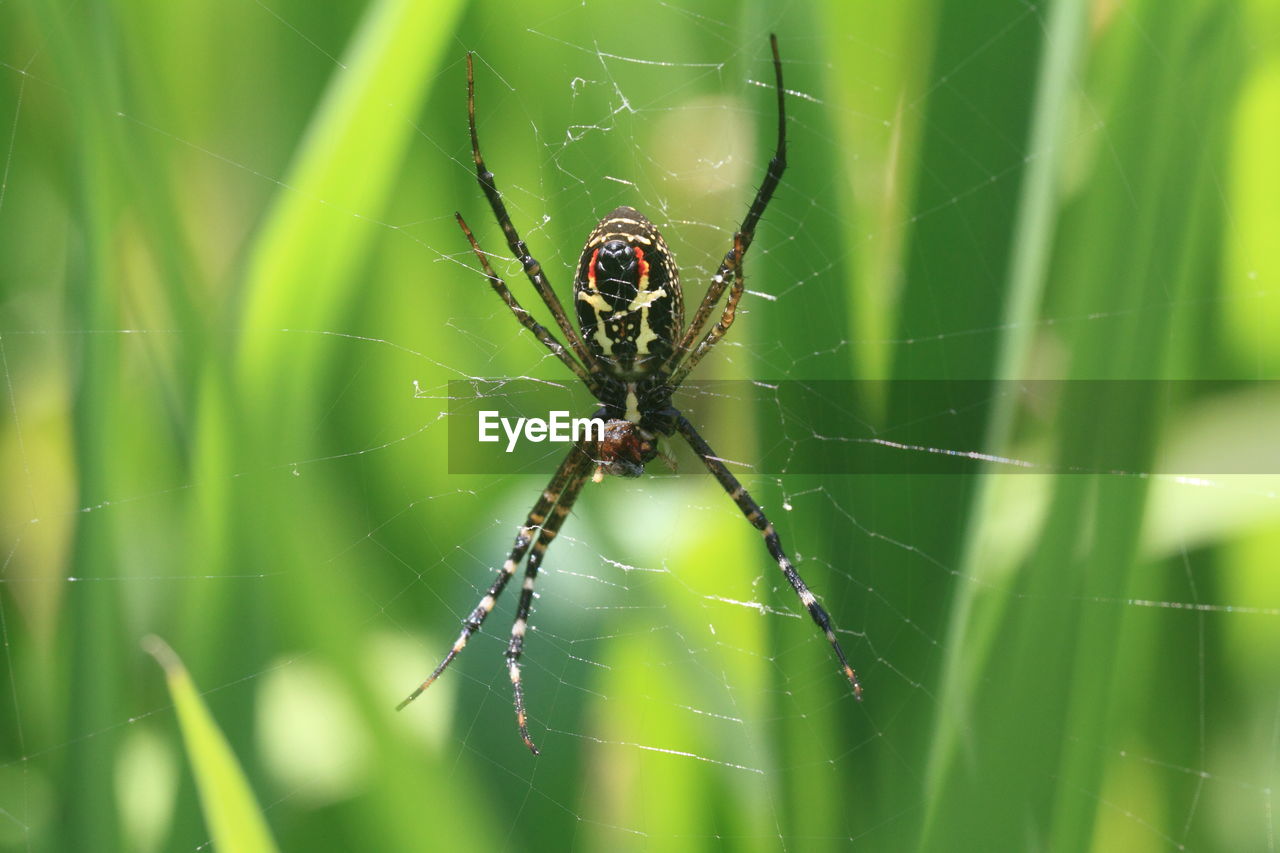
left=675, top=415, right=862, bottom=700
left=667, top=34, right=786, bottom=372
left=464, top=53, right=602, bottom=377
left=397, top=446, right=587, bottom=711
left=455, top=212, right=600, bottom=395
left=666, top=233, right=746, bottom=389
left=505, top=460, right=591, bottom=755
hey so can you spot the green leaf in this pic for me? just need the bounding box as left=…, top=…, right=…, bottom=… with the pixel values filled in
left=144, top=636, right=279, bottom=853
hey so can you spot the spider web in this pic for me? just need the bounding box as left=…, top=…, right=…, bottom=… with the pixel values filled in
left=1, top=0, right=1278, bottom=850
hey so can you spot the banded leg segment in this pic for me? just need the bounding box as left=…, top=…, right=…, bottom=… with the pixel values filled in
left=665, top=233, right=746, bottom=389
left=465, top=53, right=600, bottom=375
left=676, top=415, right=862, bottom=699
left=456, top=212, right=600, bottom=395
left=666, top=34, right=787, bottom=373
left=506, top=460, right=592, bottom=754
left=397, top=445, right=587, bottom=711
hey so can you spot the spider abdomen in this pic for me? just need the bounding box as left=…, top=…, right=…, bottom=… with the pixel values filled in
left=574, top=207, right=684, bottom=379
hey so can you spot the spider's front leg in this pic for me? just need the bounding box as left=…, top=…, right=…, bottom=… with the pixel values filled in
left=464, top=52, right=600, bottom=376
left=455, top=212, right=601, bottom=396
left=665, top=233, right=746, bottom=389
left=675, top=414, right=862, bottom=699
left=666, top=34, right=786, bottom=374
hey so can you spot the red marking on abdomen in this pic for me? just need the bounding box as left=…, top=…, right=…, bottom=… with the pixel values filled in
left=634, top=246, right=649, bottom=279
left=588, top=248, right=600, bottom=288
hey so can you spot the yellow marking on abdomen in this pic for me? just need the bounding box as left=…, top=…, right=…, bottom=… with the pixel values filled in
left=625, top=384, right=641, bottom=422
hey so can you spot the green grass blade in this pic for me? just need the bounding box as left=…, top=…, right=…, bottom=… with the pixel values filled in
left=922, top=0, right=1088, bottom=822
left=144, top=636, right=279, bottom=853
left=236, top=0, right=465, bottom=421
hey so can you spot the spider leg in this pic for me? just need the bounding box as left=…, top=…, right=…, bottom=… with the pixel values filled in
left=505, top=458, right=591, bottom=755
left=456, top=212, right=600, bottom=394
left=397, top=445, right=589, bottom=711
left=665, top=233, right=746, bottom=390
left=465, top=53, right=603, bottom=378
left=665, top=34, right=786, bottom=376
left=675, top=414, right=862, bottom=699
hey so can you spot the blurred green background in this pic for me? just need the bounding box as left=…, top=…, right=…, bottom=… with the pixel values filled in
left=2, top=0, right=1278, bottom=850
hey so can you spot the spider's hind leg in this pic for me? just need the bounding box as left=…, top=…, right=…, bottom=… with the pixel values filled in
left=397, top=445, right=589, bottom=711
left=505, top=459, right=592, bottom=754
left=674, top=414, right=863, bottom=699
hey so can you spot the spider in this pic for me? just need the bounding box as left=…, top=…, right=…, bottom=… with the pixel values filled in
left=399, top=35, right=861, bottom=754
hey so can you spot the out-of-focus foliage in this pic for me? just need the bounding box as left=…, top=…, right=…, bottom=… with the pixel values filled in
left=0, top=0, right=1276, bottom=850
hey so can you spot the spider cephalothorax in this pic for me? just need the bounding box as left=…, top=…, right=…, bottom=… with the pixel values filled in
left=400, top=35, right=862, bottom=755
left=587, top=418, right=658, bottom=479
